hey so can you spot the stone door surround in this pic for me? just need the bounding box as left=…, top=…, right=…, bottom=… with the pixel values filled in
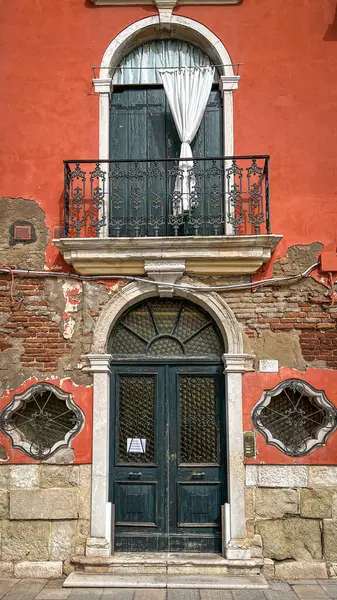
left=87, top=281, right=253, bottom=559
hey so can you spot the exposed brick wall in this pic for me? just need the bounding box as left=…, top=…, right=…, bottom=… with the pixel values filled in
left=0, top=278, right=72, bottom=371
left=1, top=273, right=336, bottom=372
left=221, top=283, right=337, bottom=368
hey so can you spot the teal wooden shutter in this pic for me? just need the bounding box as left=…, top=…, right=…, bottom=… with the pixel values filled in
left=109, top=87, right=222, bottom=236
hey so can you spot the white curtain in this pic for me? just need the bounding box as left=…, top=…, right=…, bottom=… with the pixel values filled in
left=160, top=66, right=215, bottom=213
left=113, top=39, right=216, bottom=85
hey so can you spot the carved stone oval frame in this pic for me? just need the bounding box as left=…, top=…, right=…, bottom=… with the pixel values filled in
left=0, top=382, right=85, bottom=460
left=252, top=379, right=337, bottom=457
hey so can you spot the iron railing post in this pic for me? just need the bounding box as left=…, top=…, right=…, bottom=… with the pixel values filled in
left=63, top=161, right=70, bottom=237
left=264, top=157, right=271, bottom=234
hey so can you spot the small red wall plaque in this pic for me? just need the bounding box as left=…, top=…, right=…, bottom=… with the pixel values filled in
left=14, top=225, right=32, bottom=241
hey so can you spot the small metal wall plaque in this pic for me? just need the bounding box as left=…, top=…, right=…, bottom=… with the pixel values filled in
left=243, top=431, right=256, bottom=459
left=127, top=438, right=146, bottom=453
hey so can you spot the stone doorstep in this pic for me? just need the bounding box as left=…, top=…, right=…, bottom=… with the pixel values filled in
left=71, top=553, right=263, bottom=575
left=63, top=572, right=269, bottom=589
left=73, top=552, right=263, bottom=565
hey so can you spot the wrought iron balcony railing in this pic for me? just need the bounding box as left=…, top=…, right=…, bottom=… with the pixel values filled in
left=63, top=156, right=270, bottom=239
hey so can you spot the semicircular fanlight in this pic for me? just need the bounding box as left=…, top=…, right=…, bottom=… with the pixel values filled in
left=108, top=298, right=224, bottom=359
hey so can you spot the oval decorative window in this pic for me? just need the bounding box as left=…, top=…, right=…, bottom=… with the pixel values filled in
left=108, top=298, right=224, bottom=359
left=0, top=382, right=84, bottom=459
left=252, top=379, right=337, bottom=456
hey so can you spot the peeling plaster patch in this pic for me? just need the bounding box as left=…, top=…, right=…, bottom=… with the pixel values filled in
left=62, top=282, right=82, bottom=340
left=0, top=197, right=48, bottom=270
left=273, top=242, right=334, bottom=292
left=103, top=279, right=126, bottom=294
left=308, top=359, right=327, bottom=368
left=244, top=330, right=306, bottom=371
left=45, top=447, right=75, bottom=464
left=63, top=317, right=75, bottom=340
left=273, top=243, right=323, bottom=277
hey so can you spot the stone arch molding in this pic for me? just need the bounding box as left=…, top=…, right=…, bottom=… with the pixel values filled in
left=91, top=281, right=243, bottom=355
left=99, top=15, right=236, bottom=79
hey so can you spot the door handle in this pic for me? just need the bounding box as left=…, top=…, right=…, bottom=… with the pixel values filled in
left=128, top=472, right=142, bottom=479
left=191, top=472, right=205, bottom=479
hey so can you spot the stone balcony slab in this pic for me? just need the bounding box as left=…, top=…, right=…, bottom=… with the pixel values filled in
left=54, top=235, right=282, bottom=276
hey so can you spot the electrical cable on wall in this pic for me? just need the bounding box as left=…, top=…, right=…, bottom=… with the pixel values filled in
left=0, top=262, right=320, bottom=304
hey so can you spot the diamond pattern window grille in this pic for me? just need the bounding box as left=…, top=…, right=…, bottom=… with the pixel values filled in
left=180, top=375, right=218, bottom=464
left=0, top=383, right=84, bottom=459
left=252, top=379, right=337, bottom=456
left=118, top=375, right=155, bottom=464
left=108, top=299, right=224, bottom=358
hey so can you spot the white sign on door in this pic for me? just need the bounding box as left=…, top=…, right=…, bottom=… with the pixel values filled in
left=127, top=438, right=146, bottom=453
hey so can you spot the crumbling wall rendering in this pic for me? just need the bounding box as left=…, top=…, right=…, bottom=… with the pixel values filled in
left=1, top=199, right=337, bottom=576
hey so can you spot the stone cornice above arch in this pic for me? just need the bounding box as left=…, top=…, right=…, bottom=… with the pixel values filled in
left=90, top=0, right=242, bottom=21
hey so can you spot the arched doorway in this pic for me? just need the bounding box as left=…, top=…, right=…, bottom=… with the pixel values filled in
left=108, top=297, right=226, bottom=552
left=88, top=283, right=248, bottom=559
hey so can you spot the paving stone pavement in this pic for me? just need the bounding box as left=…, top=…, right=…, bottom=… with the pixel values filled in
left=1, top=580, right=337, bottom=600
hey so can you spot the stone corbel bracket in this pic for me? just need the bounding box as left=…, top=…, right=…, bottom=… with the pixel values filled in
left=144, top=260, right=185, bottom=297
left=220, top=75, right=240, bottom=92
left=223, top=353, right=255, bottom=374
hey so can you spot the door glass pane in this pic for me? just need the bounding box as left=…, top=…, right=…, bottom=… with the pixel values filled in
left=148, top=337, right=184, bottom=356
left=180, top=375, right=218, bottom=464
left=118, top=375, right=155, bottom=463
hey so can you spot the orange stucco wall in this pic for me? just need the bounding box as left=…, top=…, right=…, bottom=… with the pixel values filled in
left=1, top=1, right=337, bottom=466
left=1, top=0, right=337, bottom=268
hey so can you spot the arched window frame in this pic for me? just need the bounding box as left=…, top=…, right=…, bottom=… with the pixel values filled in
left=93, top=15, right=240, bottom=236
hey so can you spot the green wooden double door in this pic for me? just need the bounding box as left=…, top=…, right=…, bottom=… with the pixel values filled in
left=109, top=363, right=226, bottom=552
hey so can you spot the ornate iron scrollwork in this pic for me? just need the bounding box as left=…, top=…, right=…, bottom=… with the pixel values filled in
left=252, top=379, right=337, bottom=456
left=64, top=156, right=270, bottom=239
left=0, top=383, right=84, bottom=460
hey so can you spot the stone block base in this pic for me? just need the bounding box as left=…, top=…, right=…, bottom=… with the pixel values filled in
left=86, top=536, right=110, bottom=558
left=0, top=563, right=14, bottom=578
left=14, top=561, right=63, bottom=578
left=262, top=559, right=328, bottom=580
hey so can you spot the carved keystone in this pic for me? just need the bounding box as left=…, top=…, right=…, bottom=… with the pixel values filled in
left=144, top=260, right=185, bottom=297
